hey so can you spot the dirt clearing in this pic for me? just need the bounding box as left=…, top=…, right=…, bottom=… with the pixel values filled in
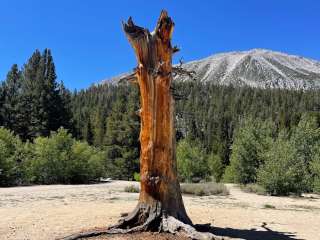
left=0, top=181, right=319, bottom=240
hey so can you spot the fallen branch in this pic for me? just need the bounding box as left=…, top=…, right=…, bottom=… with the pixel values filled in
left=172, top=59, right=196, bottom=80
left=118, top=71, right=138, bottom=84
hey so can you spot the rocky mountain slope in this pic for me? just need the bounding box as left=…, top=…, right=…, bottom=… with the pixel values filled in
left=101, top=49, right=320, bottom=89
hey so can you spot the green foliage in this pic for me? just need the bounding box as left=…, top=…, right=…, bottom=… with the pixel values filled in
left=177, top=139, right=209, bottom=182
left=290, top=114, right=320, bottom=191
left=2, top=64, right=25, bottom=136
left=263, top=204, right=276, bottom=209
left=207, top=153, right=224, bottom=182
left=133, top=172, right=141, bottom=182
left=180, top=182, right=229, bottom=196
left=257, top=133, right=309, bottom=196
left=223, top=118, right=274, bottom=184
left=0, top=83, right=4, bottom=126
left=70, top=80, right=320, bottom=188
left=222, top=162, right=237, bottom=183
left=311, top=145, right=320, bottom=193
left=69, top=141, right=105, bottom=183
left=174, top=82, right=319, bottom=166
left=26, top=128, right=105, bottom=184
left=224, top=114, right=320, bottom=195
left=0, top=49, right=72, bottom=141
left=104, top=85, right=140, bottom=180
left=0, top=127, right=24, bottom=186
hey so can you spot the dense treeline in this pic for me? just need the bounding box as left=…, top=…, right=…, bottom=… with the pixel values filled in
left=72, top=81, right=320, bottom=165
left=1, top=49, right=320, bottom=195
left=70, top=79, right=320, bottom=195
left=174, top=81, right=320, bottom=162
left=0, top=49, right=72, bottom=140
left=72, top=84, right=140, bottom=180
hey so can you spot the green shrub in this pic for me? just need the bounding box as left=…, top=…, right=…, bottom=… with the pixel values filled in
left=207, top=154, right=224, bottom=182
left=240, top=183, right=267, bottom=195
left=27, top=128, right=105, bottom=184
left=124, top=185, right=140, bottom=193
left=0, top=127, right=24, bottom=186
left=27, top=128, right=73, bottom=184
left=180, top=182, right=229, bottom=196
left=311, top=146, right=320, bottom=193
left=291, top=114, right=320, bottom=192
left=133, top=172, right=140, bottom=182
left=263, top=204, right=276, bottom=209
left=223, top=118, right=274, bottom=184
left=257, top=134, right=309, bottom=196
left=69, top=141, right=105, bottom=183
left=177, top=139, right=209, bottom=182
left=222, top=163, right=237, bottom=183
left=17, top=140, right=35, bottom=184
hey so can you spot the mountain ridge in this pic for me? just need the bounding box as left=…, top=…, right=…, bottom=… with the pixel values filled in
left=100, top=49, right=320, bottom=89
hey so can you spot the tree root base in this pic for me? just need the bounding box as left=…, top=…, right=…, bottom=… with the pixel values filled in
left=59, top=217, right=223, bottom=240
left=60, top=203, right=226, bottom=240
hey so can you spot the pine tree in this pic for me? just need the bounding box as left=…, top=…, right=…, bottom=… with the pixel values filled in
left=83, top=119, right=94, bottom=145
left=2, top=64, right=25, bottom=136
left=20, top=49, right=68, bottom=139
left=56, top=81, right=73, bottom=131
left=22, top=49, right=45, bottom=138
left=43, top=49, right=61, bottom=132
left=0, top=82, right=6, bottom=126
left=92, top=107, right=105, bottom=147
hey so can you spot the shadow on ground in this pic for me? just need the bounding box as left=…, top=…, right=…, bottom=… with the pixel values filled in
left=196, top=222, right=303, bottom=240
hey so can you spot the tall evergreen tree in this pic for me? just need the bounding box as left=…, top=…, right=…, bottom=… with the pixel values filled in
left=92, top=107, right=105, bottom=147
left=20, top=49, right=70, bottom=139
left=22, top=49, right=45, bottom=138
left=83, top=119, right=94, bottom=145
left=0, top=82, right=5, bottom=126
left=56, top=81, right=73, bottom=131
left=2, top=64, right=25, bottom=136
left=43, top=49, right=61, bottom=132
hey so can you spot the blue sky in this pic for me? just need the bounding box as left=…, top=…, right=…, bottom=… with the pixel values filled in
left=0, top=0, right=319, bottom=90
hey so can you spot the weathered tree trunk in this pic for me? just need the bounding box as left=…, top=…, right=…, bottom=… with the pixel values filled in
left=107, top=10, right=192, bottom=232
left=61, top=11, right=218, bottom=240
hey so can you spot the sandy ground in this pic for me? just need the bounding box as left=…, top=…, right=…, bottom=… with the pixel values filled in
left=0, top=181, right=319, bottom=240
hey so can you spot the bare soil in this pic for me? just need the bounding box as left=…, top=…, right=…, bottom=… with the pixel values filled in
left=0, top=181, right=319, bottom=240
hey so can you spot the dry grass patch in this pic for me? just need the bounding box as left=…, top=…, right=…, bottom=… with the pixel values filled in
left=124, top=185, right=139, bottom=193
left=180, top=182, right=229, bottom=196
left=240, top=183, right=267, bottom=195
left=263, top=204, right=276, bottom=209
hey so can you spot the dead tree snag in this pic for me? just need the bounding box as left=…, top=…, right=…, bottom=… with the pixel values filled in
left=106, top=10, right=217, bottom=239
left=109, top=9, right=192, bottom=230
left=61, top=10, right=218, bottom=240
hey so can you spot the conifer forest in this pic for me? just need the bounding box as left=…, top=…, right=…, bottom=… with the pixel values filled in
left=1, top=49, right=320, bottom=196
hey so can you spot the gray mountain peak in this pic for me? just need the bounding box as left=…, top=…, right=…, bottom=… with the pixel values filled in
left=101, top=49, right=320, bottom=89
